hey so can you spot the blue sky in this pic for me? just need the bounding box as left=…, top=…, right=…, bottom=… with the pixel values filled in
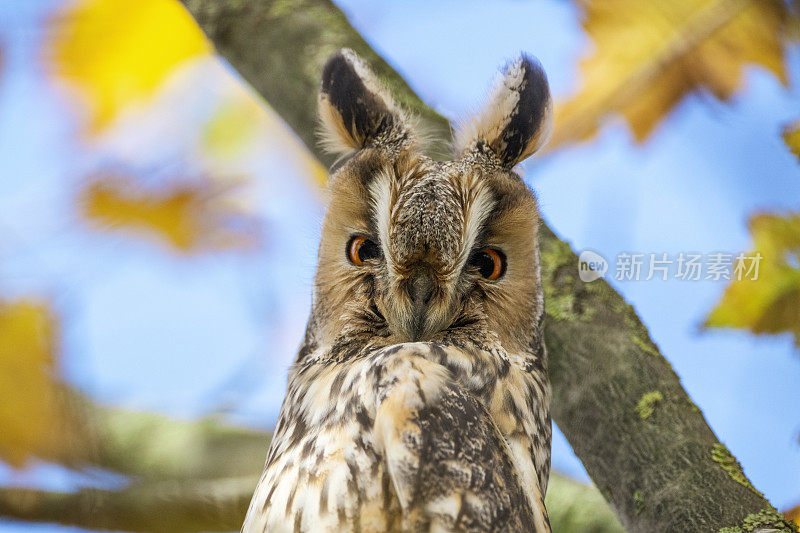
left=1, top=0, right=799, bottom=530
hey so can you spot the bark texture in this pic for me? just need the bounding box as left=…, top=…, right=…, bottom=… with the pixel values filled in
left=176, top=0, right=797, bottom=531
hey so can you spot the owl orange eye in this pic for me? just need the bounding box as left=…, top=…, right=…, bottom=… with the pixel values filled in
left=347, top=235, right=380, bottom=265
left=470, top=248, right=505, bottom=280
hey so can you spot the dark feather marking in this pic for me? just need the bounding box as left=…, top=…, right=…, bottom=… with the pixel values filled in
left=300, top=437, right=315, bottom=459
left=454, top=493, right=467, bottom=528
left=285, top=483, right=298, bottom=516
left=346, top=149, right=385, bottom=191
left=346, top=459, right=363, bottom=533
left=498, top=56, right=549, bottom=168
left=288, top=417, right=308, bottom=449
left=330, top=370, right=346, bottom=399
left=413, top=375, right=427, bottom=406
left=321, top=52, right=394, bottom=147
left=498, top=358, right=511, bottom=378
left=382, top=469, right=394, bottom=530
left=504, top=391, right=525, bottom=425
left=524, top=354, right=545, bottom=373
left=262, top=483, right=277, bottom=513
left=319, top=475, right=329, bottom=514
left=320, top=51, right=410, bottom=151
left=355, top=404, right=373, bottom=429
left=395, top=384, right=536, bottom=531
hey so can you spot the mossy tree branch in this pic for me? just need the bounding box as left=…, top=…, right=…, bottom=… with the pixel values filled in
left=175, top=0, right=797, bottom=531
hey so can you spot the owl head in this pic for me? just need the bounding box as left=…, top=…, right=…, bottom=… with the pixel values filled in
left=305, top=49, right=552, bottom=359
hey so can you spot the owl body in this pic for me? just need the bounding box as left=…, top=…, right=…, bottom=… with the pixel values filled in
left=243, top=50, right=554, bottom=532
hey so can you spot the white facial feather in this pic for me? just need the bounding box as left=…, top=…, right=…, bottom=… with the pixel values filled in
left=369, top=168, right=396, bottom=270
left=455, top=172, right=495, bottom=276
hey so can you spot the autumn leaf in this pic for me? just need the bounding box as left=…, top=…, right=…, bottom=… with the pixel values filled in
left=550, top=0, right=789, bottom=149
left=0, top=301, right=64, bottom=467
left=47, top=0, right=211, bottom=132
left=79, top=173, right=260, bottom=252
left=786, top=502, right=800, bottom=523
left=783, top=119, right=800, bottom=163
left=705, top=212, right=800, bottom=346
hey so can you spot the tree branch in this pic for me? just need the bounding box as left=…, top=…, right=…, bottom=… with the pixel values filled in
left=0, top=472, right=622, bottom=533
left=176, top=0, right=797, bottom=531
left=5, top=393, right=623, bottom=531
left=23, top=389, right=268, bottom=482
left=0, top=478, right=253, bottom=532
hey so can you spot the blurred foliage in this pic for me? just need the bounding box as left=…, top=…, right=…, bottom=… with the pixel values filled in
left=0, top=301, right=63, bottom=467
left=789, top=503, right=800, bottom=523
left=48, top=0, right=288, bottom=253
left=1, top=0, right=799, bottom=530
left=202, top=97, right=263, bottom=160
left=0, top=416, right=623, bottom=532
left=706, top=213, right=800, bottom=347
left=79, top=173, right=259, bottom=252
left=0, top=400, right=267, bottom=531
left=551, top=0, right=789, bottom=148
left=545, top=473, right=626, bottom=532
left=48, top=0, right=211, bottom=132
left=785, top=119, right=800, bottom=162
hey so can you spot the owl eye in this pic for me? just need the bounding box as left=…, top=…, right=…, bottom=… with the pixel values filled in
left=470, top=248, right=506, bottom=280
left=347, top=235, right=381, bottom=265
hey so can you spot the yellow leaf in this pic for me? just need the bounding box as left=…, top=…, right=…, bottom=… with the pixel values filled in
left=705, top=212, right=800, bottom=346
left=0, top=301, right=61, bottom=467
left=783, top=119, right=800, bottom=163
left=551, top=0, right=788, bottom=148
left=48, top=0, right=211, bottom=132
left=79, top=173, right=258, bottom=252
left=786, top=502, right=800, bottom=523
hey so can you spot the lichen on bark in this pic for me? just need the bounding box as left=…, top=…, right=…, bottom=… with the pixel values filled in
left=633, top=489, right=645, bottom=515
left=711, top=443, right=764, bottom=498
left=718, top=507, right=799, bottom=533
left=635, top=391, right=663, bottom=420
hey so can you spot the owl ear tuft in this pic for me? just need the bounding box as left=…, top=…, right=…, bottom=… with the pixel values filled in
left=318, top=49, right=415, bottom=157
left=454, top=54, right=553, bottom=169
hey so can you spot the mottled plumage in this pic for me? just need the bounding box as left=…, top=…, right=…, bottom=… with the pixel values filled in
left=243, top=49, right=554, bottom=532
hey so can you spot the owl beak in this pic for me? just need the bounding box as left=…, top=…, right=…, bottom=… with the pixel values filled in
left=407, top=273, right=435, bottom=341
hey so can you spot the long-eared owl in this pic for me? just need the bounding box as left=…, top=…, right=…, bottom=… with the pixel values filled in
left=243, top=49, right=554, bottom=532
